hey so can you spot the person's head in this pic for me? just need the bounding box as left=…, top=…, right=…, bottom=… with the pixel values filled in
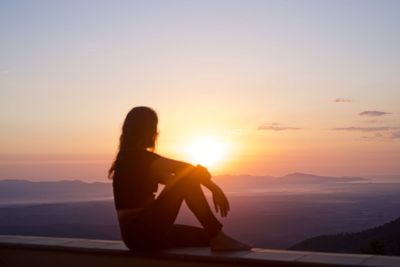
left=121, top=106, right=158, bottom=151
left=108, top=106, right=158, bottom=179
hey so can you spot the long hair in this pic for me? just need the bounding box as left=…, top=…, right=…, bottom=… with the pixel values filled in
left=108, top=106, right=158, bottom=179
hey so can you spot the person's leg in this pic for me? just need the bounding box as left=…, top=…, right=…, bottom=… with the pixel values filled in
left=179, top=178, right=223, bottom=237
left=152, top=176, right=222, bottom=239
left=163, top=224, right=210, bottom=248
left=154, top=180, right=250, bottom=251
left=122, top=188, right=185, bottom=250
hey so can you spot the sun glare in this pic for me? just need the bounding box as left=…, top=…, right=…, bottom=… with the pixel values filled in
left=186, top=136, right=227, bottom=168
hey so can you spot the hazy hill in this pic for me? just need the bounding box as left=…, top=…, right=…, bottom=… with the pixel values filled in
left=215, top=172, right=367, bottom=185
left=212, top=173, right=368, bottom=194
left=0, top=173, right=368, bottom=205
left=280, top=173, right=367, bottom=183
left=290, top=217, right=400, bottom=255
left=0, top=179, right=112, bottom=205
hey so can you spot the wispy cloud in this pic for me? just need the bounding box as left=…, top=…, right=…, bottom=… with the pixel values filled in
left=375, top=131, right=400, bottom=140
left=334, top=98, right=352, bottom=103
left=258, top=123, right=301, bottom=131
left=332, top=126, right=398, bottom=132
left=389, top=131, right=400, bottom=139
left=359, top=110, right=391, bottom=117
left=333, top=126, right=400, bottom=141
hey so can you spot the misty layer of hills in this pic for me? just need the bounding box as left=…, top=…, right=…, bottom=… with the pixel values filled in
left=0, top=172, right=372, bottom=205
left=0, top=179, right=112, bottom=205
left=1, top=173, right=400, bottom=255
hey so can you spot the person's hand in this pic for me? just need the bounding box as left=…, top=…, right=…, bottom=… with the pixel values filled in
left=192, top=165, right=229, bottom=216
left=212, top=185, right=230, bottom=217
left=194, top=164, right=211, bottom=181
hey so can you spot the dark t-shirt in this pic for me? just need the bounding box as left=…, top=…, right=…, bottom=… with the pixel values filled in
left=112, top=149, right=161, bottom=210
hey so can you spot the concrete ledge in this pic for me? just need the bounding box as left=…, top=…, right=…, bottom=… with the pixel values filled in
left=1, top=235, right=399, bottom=267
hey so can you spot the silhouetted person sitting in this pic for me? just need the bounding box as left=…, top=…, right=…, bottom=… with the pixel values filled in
left=109, top=106, right=251, bottom=251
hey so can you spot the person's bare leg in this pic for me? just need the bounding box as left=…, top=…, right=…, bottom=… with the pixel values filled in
left=154, top=175, right=250, bottom=250
left=181, top=178, right=252, bottom=251
left=209, top=231, right=252, bottom=251
left=165, top=176, right=222, bottom=237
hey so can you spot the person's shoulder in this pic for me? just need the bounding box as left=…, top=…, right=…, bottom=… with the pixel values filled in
left=142, top=149, right=162, bottom=161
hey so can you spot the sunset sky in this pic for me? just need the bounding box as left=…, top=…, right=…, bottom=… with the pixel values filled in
left=1, top=1, right=399, bottom=181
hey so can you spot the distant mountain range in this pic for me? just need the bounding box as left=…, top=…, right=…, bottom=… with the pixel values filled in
left=214, top=172, right=367, bottom=191
left=0, top=173, right=368, bottom=205
left=211, top=173, right=370, bottom=195
left=291, top=217, right=400, bottom=256
left=216, top=172, right=368, bottom=184
left=0, top=179, right=112, bottom=205
left=280, top=172, right=367, bottom=183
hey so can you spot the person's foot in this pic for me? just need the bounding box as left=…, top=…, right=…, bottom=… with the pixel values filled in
left=210, top=231, right=252, bottom=251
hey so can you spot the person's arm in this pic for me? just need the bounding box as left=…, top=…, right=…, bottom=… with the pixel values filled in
left=203, top=178, right=230, bottom=217
left=150, top=156, right=230, bottom=217
left=149, top=155, right=198, bottom=185
left=194, top=165, right=230, bottom=217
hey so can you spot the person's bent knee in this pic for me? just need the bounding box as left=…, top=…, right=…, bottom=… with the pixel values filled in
left=177, top=174, right=201, bottom=189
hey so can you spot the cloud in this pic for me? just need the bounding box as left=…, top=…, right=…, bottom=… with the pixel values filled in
left=376, top=131, right=400, bottom=140
left=359, top=110, right=391, bottom=117
left=258, top=123, right=301, bottom=131
left=333, top=126, right=400, bottom=141
left=389, top=131, right=400, bottom=139
left=332, top=126, right=398, bottom=132
left=334, top=98, right=352, bottom=103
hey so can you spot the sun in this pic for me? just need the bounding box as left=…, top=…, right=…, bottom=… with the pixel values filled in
left=185, top=136, right=227, bottom=168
